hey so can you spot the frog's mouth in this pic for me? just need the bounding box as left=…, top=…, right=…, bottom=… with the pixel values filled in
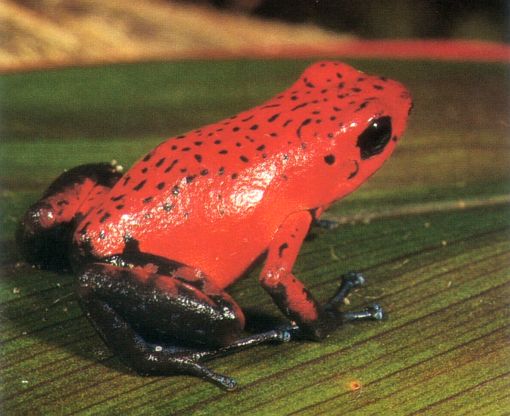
left=347, top=160, right=359, bottom=179
left=356, top=116, right=392, bottom=160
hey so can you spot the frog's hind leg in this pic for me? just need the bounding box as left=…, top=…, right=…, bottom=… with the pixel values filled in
left=77, top=263, right=290, bottom=390
left=17, top=162, right=122, bottom=271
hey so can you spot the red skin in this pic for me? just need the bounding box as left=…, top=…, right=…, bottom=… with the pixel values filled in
left=18, top=63, right=412, bottom=380
left=73, top=62, right=411, bottom=290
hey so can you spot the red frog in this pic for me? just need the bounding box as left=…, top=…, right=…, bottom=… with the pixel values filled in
left=17, top=62, right=412, bottom=389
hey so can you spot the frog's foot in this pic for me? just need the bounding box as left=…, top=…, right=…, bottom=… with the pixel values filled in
left=151, top=328, right=292, bottom=390
left=342, top=303, right=384, bottom=323
left=77, top=263, right=291, bottom=390
left=313, top=218, right=340, bottom=230
left=326, top=271, right=366, bottom=308
left=195, top=327, right=292, bottom=362
left=324, top=271, right=384, bottom=323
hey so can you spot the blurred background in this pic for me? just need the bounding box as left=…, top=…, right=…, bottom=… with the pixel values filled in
left=1, top=0, right=508, bottom=71
left=210, top=0, right=508, bottom=40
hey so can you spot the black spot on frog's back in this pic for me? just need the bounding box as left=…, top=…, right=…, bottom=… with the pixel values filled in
left=133, top=180, right=146, bottom=191
left=278, top=243, right=289, bottom=257
left=297, top=118, right=312, bottom=138
left=324, top=154, right=335, bottom=165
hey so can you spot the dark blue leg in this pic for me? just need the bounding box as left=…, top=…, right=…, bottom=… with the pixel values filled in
left=77, top=263, right=290, bottom=390
left=325, top=271, right=384, bottom=322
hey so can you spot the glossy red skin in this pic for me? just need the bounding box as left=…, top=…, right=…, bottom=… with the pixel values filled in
left=17, top=62, right=412, bottom=385
left=72, top=61, right=412, bottom=289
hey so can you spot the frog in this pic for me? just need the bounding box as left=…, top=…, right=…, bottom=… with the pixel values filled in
left=17, top=61, right=412, bottom=390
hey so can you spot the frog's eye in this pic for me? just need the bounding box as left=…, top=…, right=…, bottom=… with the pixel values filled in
left=357, top=116, right=392, bottom=160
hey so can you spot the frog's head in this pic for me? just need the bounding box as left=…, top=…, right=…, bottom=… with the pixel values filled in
left=294, top=62, right=413, bottom=202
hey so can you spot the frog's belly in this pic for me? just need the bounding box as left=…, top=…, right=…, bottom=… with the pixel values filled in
left=138, top=220, right=274, bottom=289
left=77, top=186, right=289, bottom=288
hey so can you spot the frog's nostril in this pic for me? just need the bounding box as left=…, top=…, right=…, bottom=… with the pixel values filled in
left=357, top=116, right=392, bottom=160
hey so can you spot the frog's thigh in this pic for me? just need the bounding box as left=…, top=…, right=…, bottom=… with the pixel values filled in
left=17, top=163, right=122, bottom=271
left=78, top=263, right=244, bottom=350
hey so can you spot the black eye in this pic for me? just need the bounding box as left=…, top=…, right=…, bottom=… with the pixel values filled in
left=357, top=116, right=392, bottom=160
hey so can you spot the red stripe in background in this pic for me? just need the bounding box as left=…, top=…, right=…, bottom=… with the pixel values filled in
left=253, top=40, right=510, bottom=62
left=2, top=39, right=509, bottom=73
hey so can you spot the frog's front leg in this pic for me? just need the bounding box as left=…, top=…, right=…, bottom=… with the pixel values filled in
left=259, top=211, right=383, bottom=340
left=77, top=263, right=290, bottom=389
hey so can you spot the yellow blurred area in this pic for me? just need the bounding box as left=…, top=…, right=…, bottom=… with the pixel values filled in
left=0, top=0, right=352, bottom=71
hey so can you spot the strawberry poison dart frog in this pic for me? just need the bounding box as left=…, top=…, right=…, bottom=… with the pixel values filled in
left=17, top=62, right=412, bottom=390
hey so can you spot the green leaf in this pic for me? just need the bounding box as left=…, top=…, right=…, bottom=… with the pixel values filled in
left=1, top=59, right=509, bottom=415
